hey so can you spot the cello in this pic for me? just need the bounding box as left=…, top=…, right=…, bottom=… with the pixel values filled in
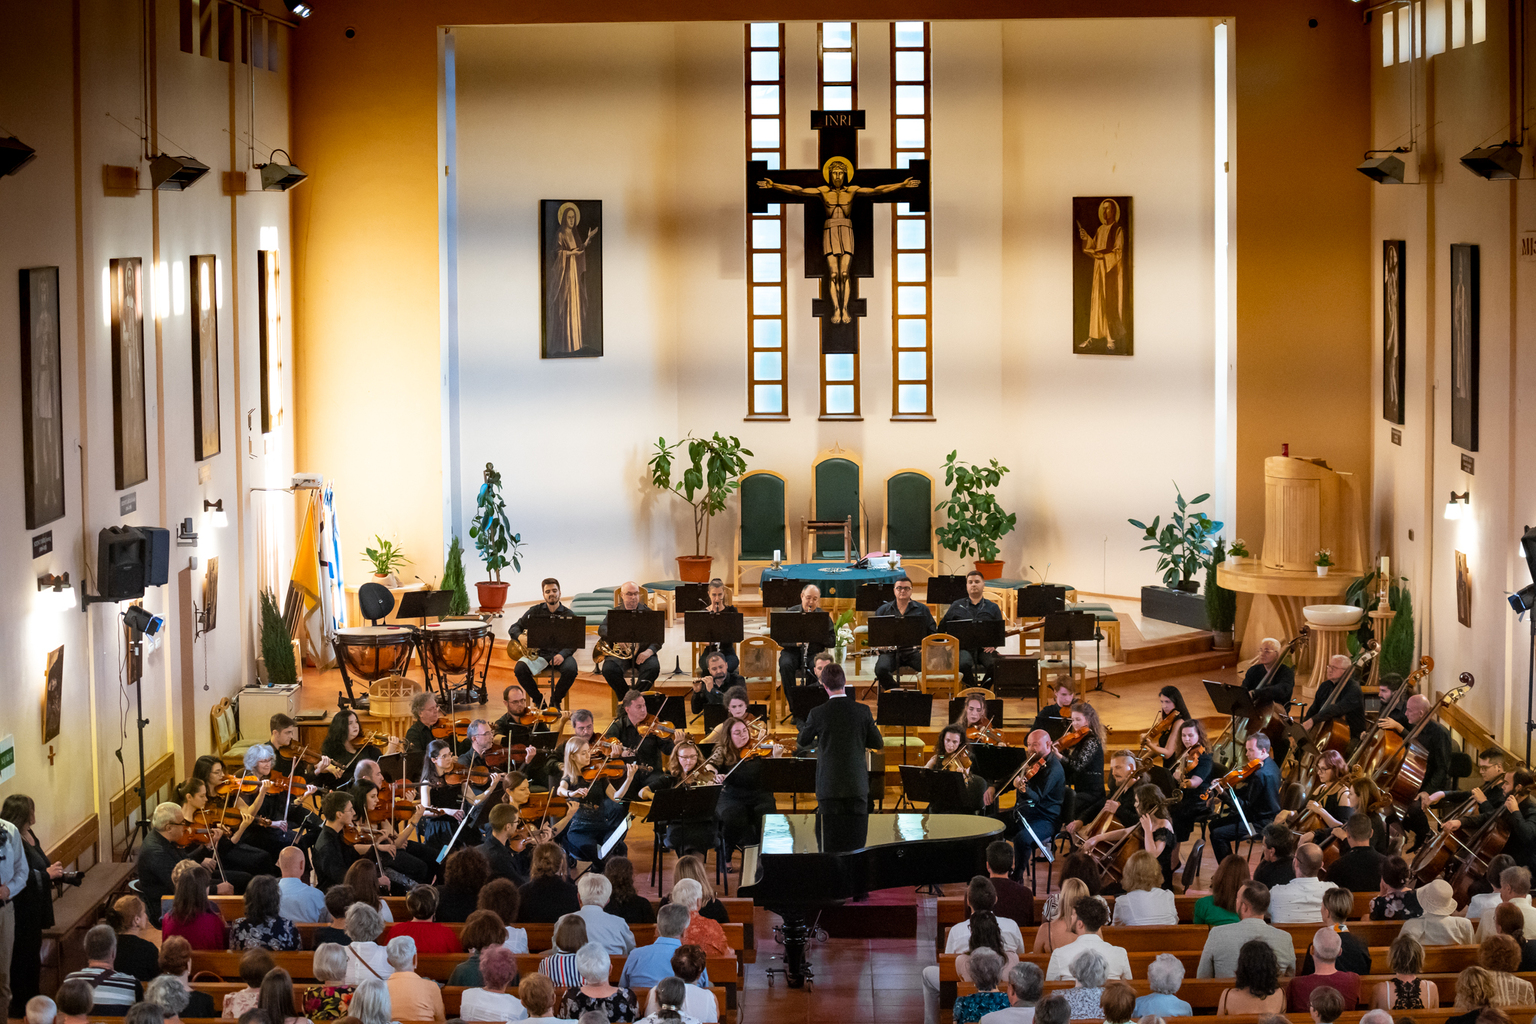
left=1372, top=673, right=1476, bottom=807
left=1078, top=754, right=1153, bottom=838
left=1348, top=655, right=1435, bottom=773
left=1213, top=627, right=1308, bottom=756
left=1442, top=770, right=1536, bottom=904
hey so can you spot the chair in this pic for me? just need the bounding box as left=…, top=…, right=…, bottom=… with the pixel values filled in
left=808, top=446, right=862, bottom=561
left=737, top=635, right=783, bottom=724
left=883, top=469, right=937, bottom=578
left=213, top=698, right=252, bottom=762
left=920, top=634, right=961, bottom=698
left=735, top=470, right=787, bottom=593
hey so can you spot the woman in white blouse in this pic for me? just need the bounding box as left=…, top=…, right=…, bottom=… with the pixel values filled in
left=1108, top=851, right=1178, bottom=926
left=459, top=945, right=528, bottom=1023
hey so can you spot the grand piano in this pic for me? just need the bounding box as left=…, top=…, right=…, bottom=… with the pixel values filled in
left=737, top=811, right=1003, bottom=986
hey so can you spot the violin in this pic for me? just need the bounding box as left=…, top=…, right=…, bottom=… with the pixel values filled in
left=1174, top=744, right=1206, bottom=786
left=265, top=770, right=312, bottom=797
left=637, top=715, right=680, bottom=740
left=431, top=717, right=474, bottom=742
left=940, top=749, right=972, bottom=772
left=368, top=801, right=421, bottom=824
left=966, top=720, right=1004, bottom=745
left=1141, top=710, right=1179, bottom=752
left=442, top=758, right=495, bottom=787
left=1055, top=726, right=1090, bottom=753
left=513, top=707, right=569, bottom=728
left=340, top=824, right=393, bottom=845
left=224, top=775, right=269, bottom=796
left=741, top=741, right=779, bottom=760
left=479, top=744, right=534, bottom=768
left=277, top=744, right=334, bottom=770
left=193, top=807, right=271, bottom=832
left=1202, top=758, right=1264, bottom=802
left=173, top=824, right=220, bottom=848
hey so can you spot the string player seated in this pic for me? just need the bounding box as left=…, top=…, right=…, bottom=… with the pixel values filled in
left=691, top=651, right=744, bottom=715
left=872, top=576, right=937, bottom=690
left=174, top=776, right=273, bottom=880
left=608, top=689, right=676, bottom=793
left=695, top=578, right=740, bottom=675
left=703, top=687, right=757, bottom=748
left=1208, top=732, right=1282, bottom=862
left=1144, top=686, right=1193, bottom=761
left=1064, top=748, right=1136, bottom=836
left=137, top=802, right=238, bottom=928
left=491, top=683, right=557, bottom=780
left=639, top=739, right=719, bottom=855
left=707, top=716, right=784, bottom=849
left=1379, top=693, right=1453, bottom=848
left=1031, top=684, right=1077, bottom=739
left=1059, top=701, right=1108, bottom=823
left=346, top=779, right=435, bottom=887
left=418, top=739, right=503, bottom=861
left=1438, top=764, right=1536, bottom=868
left=556, top=735, right=640, bottom=870
left=1008, top=729, right=1065, bottom=865
left=1274, top=749, right=1352, bottom=845
left=1081, top=784, right=1179, bottom=890
left=405, top=692, right=471, bottom=756
left=921, top=724, right=990, bottom=813
left=507, top=577, right=580, bottom=708
left=241, top=744, right=321, bottom=859
left=940, top=570, right=1004, bottom=687
left=598, top=581, right=663, bottom=700
left=1169, top=720, right=1217, bottom=842
left=776, top=584, right=834, bottom=692
left=321, top=709, right=403, bottom=782
left=312, top=790, right=405, bottom=893
left=270, top=713, right=343, bottom=788
left=1303, top=655, right=1367, bottom=743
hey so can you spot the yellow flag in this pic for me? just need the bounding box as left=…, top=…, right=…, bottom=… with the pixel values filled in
left=290, top=491, right=321, bottom=613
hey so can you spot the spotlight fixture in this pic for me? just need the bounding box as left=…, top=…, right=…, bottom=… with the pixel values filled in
left=37, top=572, right=74, bottom=611
left=1358, top=148, right=1409, bottom=184
left=0, top=135, right=37, bottom=177
left=1444, top=490, right=1471, bottom=520
left=177, top=517, right=199, bottom=546
left=204, top=498, right=229, bottom=528
left=257, top=150, right=307, bottom=192
left=1512, top=583, right=1536, bottom=615
left=150, top=153, right=210, bottom=191
left=1461, top=142, right=1523, bottom=180
left=282, top=0, right=312, bottom=16
left=122, top=604, right=164, bottom=636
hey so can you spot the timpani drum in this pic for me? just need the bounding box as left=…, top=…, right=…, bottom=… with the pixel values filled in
left=420, top=620, right=492, bottom=677
left=333, top=625, right=418, bottom=681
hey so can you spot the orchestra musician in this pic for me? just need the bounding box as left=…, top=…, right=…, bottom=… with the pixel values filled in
left=321, top=709, right=403, bottom=781
left=174, top=777, right=273, bottom=880
left=419, top=739, right=500, bottom=859
left=347, top=779, right=435, bottom=887
left=696, top=578, right=740, bottom=675
left=312, top=790, right=388, bottom=892
left=1303, top=655, right=1367, bottom=742
left=1065, top=750, right=1138, bottom=834
left=872, top=576, right=938, bottom=690
left=1208, top=733, right=1282, bottom=862
left=478, top=772, right=570, bottom=884
left=405, top=693, right=471, bottom=756
left=1009, top=729, right=1065, bottom=864
left=1243, top=638, right=1296, bottom=708
left=707, top=717, right=785, bottom=848
left=640, top=740, right=718, bottom=855
left=1145, top=687, right=1193, bottom=760
left=1383, top=693, right=1455, bottom=849
left=460, top=720, right=523, bottom=833
left=507, top=578, right=581, bottom=708
left=1440, top=767, right=1536, bottom=869
left=271, top=714, right=343, bottom=787
left=692, top=652, right=745, bottom=715
left=704, top=687, right=755, bottom=747
left=1081, top=784, right=1179, bottom=889
left=555, top=735, right=640, bottom=869
left=1376, top=676, right=1411, bottom=731
left=243, top=743, right=321, bottom=855
left=1031, top=684, right=1076, bottom=739
left=490, top=684, right=553, bottom=778
left=777, top=585, right=835, bottom=692
left=137, top=803, right=236, bottom=926
left=1060, top=702, right=1108, bottom=824
left=1274, top=750, right=1351, bottom=845
left=609, top=689, right=677, bottom=792
left=1169, top=720, right=1216, bottom=841
left=940, top=570, right=1004, bottom=687
left=921, top=725, right=989, bottom=813
left=598, top=582, right=663, bottom=699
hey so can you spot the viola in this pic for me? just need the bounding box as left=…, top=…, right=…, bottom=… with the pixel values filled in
left=637, top=715, right=679, bottom=739
left=513, top=707, right=568, bottom=728
left=519, top=795, right=570, bottom=819
left=367, top=801, right=420, bottom=824
left=1055, top=726, right=1090, bottom=753
left=430, top=717, right=474, bottom=742
left=479, top=744, right=534, bottom=768
left=940, top=749, right=972, bottom=772
left=1141, top=710, right=1179, bottom=751
left=341, top=824, right=393, bottom=846
left=1174, top=744, right=1205, bottom=785
left=173, top=824, right=220, bottom=848
left=194, top=807, right=271, bottom=832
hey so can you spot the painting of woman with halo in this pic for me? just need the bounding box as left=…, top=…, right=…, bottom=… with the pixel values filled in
left=540, top=199, right=603, bottom=358
left=1072, top=195, right=1133, bottom=355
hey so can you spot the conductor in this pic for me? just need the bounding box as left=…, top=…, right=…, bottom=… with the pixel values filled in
left=796, top=664, right=883, bottom=818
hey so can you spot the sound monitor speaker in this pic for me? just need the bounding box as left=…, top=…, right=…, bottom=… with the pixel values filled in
left=142, top=526, right=170, bottom=586
left=98, top=526, right=147, bottom=600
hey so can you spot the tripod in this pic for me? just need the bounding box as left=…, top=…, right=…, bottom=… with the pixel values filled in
left=122, top=630, right=152, bottom=856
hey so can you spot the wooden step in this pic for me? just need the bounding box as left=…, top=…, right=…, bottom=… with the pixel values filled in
left=1118, top=629, right=1214, bottom=663
left=1097, top=646, right=1238, bottom=685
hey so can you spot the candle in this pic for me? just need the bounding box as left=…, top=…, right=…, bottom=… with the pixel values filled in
left=1380, top=555, right=1389, bottom=577
left=773, top=549, right=781, bottom=563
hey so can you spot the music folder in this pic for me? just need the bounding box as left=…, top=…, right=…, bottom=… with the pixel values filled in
left=945, top=618, right=1006, bottom=652
left=604, top=607, right=666, bottom=649
left=925, top=575, right=969, bottom=606
left=769, top=610, right=833, bottom=647
left=866, top=615, right=929, bottom=650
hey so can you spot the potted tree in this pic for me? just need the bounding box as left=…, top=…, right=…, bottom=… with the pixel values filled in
left=648, top=432, right=753, bottom=583
left=934, top=451, right=1017, bottom=579
left=1205, top=538, right=1237, bottom=649
left=363, top=536, right=408, bottom=588
left=1129, top=483, right=1223, bottom=629
left=441, top=534, right=472, bottom=617
left=256, top=588, right=300, bottom=686
left=469, top=462, right=524, bottom=612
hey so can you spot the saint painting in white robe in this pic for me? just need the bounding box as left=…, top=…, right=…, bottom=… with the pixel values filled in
left=1078, top=198, right=1126, bottom=351
left=549, top=202, right=599, bottom=354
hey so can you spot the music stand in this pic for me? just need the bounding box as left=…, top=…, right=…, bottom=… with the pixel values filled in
left=876, top=688, right=932, bottom=770
left=396, top=589, right=454, bottom=625
left=945, top=619, right=1006, bottom=676
left=925, top=575, right=968, bottom=606
left=898, top=764, right=968, bottom=811
left=762, top=578, right=806, bottom=608
left=855, top=582, right=895, bottom=611
left=755, top=757, right=819, bottom=810
left=990, top=656, right=1040, bottom=719
left=769, top=610, right=833, bottom=689
left=968, top=744, right=1031, bottom=788
left=643, top=785, right=721, bottom=886
left=605, top=608, right=666, bottom=691
left=526, top=616, right=587, bottom=707
left=864, top=615, right=930, bottom=697
left=673, top=583, right=711, bottom=613
left=700, top=704, right=730, bottom=734
left=1044, top=610, right=1110, bottom=697
left=787, top=684, right=829, bottom=726
left=1016, top=585, right=1067, bottom=617
left=685, top=610, right=745, bottom=647
left=1204, top=680, right=1260, bottom=763
left=642, top=693, right=688, bottom=728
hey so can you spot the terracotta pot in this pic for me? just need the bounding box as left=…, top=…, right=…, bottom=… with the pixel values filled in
left=476, top=581, right=510, bottom=612
left=973, top=560, right=1006, bottom=580
left=676, top=555, right=713, bottom=584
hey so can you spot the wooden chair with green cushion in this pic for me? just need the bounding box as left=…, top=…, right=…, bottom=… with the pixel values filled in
left=809, top=447, right=861, bottom=561
left=735, top=470, right=787, bottom=594
left=883, top=469, right=937, bottom=579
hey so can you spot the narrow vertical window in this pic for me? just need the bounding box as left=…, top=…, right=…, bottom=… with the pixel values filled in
left=819, top=22, right=861, bottom=419
left=890, top=21, right=932, bottom=419
left=746, top=23, right=788, bottom=419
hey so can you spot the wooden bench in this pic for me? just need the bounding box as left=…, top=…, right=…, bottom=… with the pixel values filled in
left=995, top=942, right=1482, bottom=978
left=284, top=920, right=746, bottom=958
left=187, top=981, right=728, bottom=1020
left=982, top=890, right=1383, bottom=930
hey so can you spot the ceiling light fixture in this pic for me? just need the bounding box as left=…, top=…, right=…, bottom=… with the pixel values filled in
left=282, top=0, right=313, bottom=17
left=1357, top=147, right=1410, bottom=184
left=257, top=149, right=307, bottom=192
left=1461, top=142, right=1523, bottom=180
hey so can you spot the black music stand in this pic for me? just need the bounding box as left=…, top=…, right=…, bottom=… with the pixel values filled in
left=787, top=684, right=829, bottom=728
left=762, top=579, right=806, bottom=608
left=968, top=744, right=1031, bottom=787
left=754, top=757, right=819, bottom=810
left=863, top=615, right=930, bottom=697
left=526, top=616, right=587, bottom=708
left=876, top=688, right=932, bottom=775
left=948, top=696, right=1004, bottom=725
left=1016, top=585, right=1068, bottom=617
left=946, top=619, right=1006, bottom=686
left=643, top=785, right=721, bottom=886
left=925, top=575, right=968, bottom=606
left=769, top=610, right=833, bottom=689
left=1204, top=680, right=1260, bottom=764
left=685, top=610, right=744, bottom=650
left=898, top=764, right=968, bottom=811
left=991, top=656, right=1041, bottom=720
left=673, top=583, right=711, bottom=612
left=1044, top=610, right=1109, bottom=697
left=604, top=608, right=666, bottom=692
left=855, top=582, right=895, bottom=611
left=397, top=589, right=454, bottom=626
left=642, top=693, right=688, bottom=728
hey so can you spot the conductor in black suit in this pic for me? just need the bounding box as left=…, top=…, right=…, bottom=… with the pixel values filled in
left=796, top=664, right=883, bottom=817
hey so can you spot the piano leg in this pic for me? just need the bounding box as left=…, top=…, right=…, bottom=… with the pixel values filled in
left=769, top=910, right=816, bottom=988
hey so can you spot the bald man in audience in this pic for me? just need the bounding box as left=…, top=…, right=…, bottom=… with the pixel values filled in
left=276, top=847, right=328, bottom=923
left=1268, top=844, right=1333, bottom=923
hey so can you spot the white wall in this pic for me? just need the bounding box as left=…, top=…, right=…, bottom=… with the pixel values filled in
left=446, top=18, right=1219, bottom=601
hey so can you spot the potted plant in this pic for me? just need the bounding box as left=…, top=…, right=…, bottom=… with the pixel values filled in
left=363, top=535, right=408, bottom=588
left=256, top=588, right=299, bottom=686
left=1205, top=539, right=1237, bottom=649
left=469, top=462, right=524, bottom=612
left=648, top=432, right=753, bottom=583
left=1315, top=548, right=1334, bottom=576
left=1128, top=483, right=1223, bottom=629
left=934, top=451, right=1017, bottom=579
left=441, top=535, right=471, bottom=617
left=1227, top=538, right=1250, bottom=565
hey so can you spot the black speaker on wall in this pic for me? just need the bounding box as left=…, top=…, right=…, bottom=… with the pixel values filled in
left=142, top=526, right=170, bottom=586
left=98, top=526, right=147, bottom=600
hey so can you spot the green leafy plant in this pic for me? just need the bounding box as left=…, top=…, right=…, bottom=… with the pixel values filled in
left=1205, top=538, right=1237, bottom=632
left=258, top=588, right=297, bottom=685
left=1229, top=538, right=1250, bottom=559
left=648, top=432, right=754, bottom=557
left=1379, top=585, right=1416, bottom=680
left=1128, top=483, right=1224, bottom=591
left=1315, top=548, right=1334, bottom=568
left=363, top=535, right=408, bottom=577
left=469, top=462, right=523, bottom=582
left=1345, top=570, right=1409, bottom=613
left=934, top=451, right=1017, bottom=563
left=833, top=608, right=856, bottom=650
left=442, top=535, right=471, bottom=616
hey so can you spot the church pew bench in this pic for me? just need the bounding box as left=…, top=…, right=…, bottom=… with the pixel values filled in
left=998, top=890, right=1379, bottom=929
left=41, top=859, right=137, bottom=995
left=287, top=920, right=745, bottom=958
left=1006, top=943, right=1481, bottom=978
left=187, top=981, right=728, bottom=1020
left=939, top=1009, right=1535, bottom=1024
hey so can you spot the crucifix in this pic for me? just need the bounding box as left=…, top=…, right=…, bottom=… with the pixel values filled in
left=748, top=110, right=929, bottom=355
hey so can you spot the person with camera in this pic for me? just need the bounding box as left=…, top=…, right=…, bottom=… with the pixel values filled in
left=2, top=794, right=80, bottom=1016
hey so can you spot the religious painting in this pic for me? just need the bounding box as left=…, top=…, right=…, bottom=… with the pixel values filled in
left=1073, top=196, right=1133, bottom=355
left=539, top=200, right=603, bottom=358
left=257, top=249, right=281, bottom=434
left=1456, top=550, right=1472, bottom=627
left=110, top=257, right=149, bottom=488
left=1383, top=240, right=1406, bottom=425
left=203, top=556, right=219, bottom=632
left=1451, top=243, right=1479, bottom=451
left=42, top=645, right=63, bottom=744
left=190, top=255, right=221, bottom=460
left=19, top=266, right=66, bottom=529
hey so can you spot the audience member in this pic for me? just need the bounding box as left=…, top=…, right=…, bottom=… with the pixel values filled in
left=386, top=887, right=463, bottom=955
left=1253, top=825, right=1298, bottom=889
left=439, top=848, right=492, bottom=924
left=1464, top=856, right=1517, bottom=925
left=223, top=949, right=276, bottom=1017
left=978, top=961, right=1043, bottom=1024
left=231, top=875, right=302, bottom=951
left=1492, top=901, right=1536, bottom=971
left=1369, top=933, right=1439, bottom=1011
left=1031, top=994, right=1069, bottom=1024
left=672, top=879, right=729, bottom=959
left=603, top=858, right=656, bottom=926
left=985, top=841, right=1035, bottom=927
left=449, top=911, right=515, bottom=988
left=1299, top=887, right=1372, bottom=975
left=302, top=943, right=356, bottom=1021
left=145, top=975, right=192, bottom=1024
left=1324, top=813, right=1386, bottom=892
left=342, top=904, right=393, bottom=986
left=1270, top=844, right=1333, bottom=923
left=538, top=914, right=587, bottom=988
left=342, top=862, right=393, bottom=923
left=383, top=935, right=445, bottom=1022
left=1217, top=940, right=1286, bottom=1015
left=1059, top=950, right=1107, bottom=1020
left=622, top=905, right=708, bottom=991
left=1031, top=878, right=1091, bottom=954
left=642, top=945, right=716, bottom=1023
left=314, top=888, right=355, bottom=947
left=1308, top=984, right=1345, bottom=1024
left=124, top=1002, right=167, bottom=1024
left=107, top=896, right=161, bottom=982
left=1402, top=879, right=1477, bottom=946
left=955, top=948, right=1011, bottom=1024
left=519, top=844, right=581, bottom=923
left=162, top=867, right=229, bottom=950
left=518, top=974, right=562, bottom=1024
left=668, top=857, right=728, bottom=925
left=1372, top=855, right=1423, bottom=920
left=1133, top=954, right=1192, bottom=1018
left=1099, top=982, right=1137, bottom=1024
left=958, top=911, right=1019, bottom=984
left=633, top=977, right=689, bottom=1024
left=1289, top=928, right=1360, bottom=1011
left=348, top=979, right=393, bottom=1024
left=277, top=848, right=329, bottom=924
left=574, top=874, right=637, bottom=955
left=257, top=967, right=315, bottom=1024
left=1478, top=934, right=1535, bottom=1005
left=1448, top=965, right=1498, bottom=1024
left=1196, top=881, right=1297, bottom=977
left=459, top=943, right=526, bottom=1023
left=557, top=942, right=637, bottom=1022
left=1044, top=897, right=1130, bottom=981
left=25, top=995, right=55, bottom=1024
left=62, top=924, right=142, bottom=1012
left=1479, top=867, right=1536, bottom=940
left=1111, top=852, right=1176, bottom=926
left=54, top=980, right=93, bottom=1024
left=158, top=936, right=217, bottom=1017
left=1193, top=855, right=1248, bottom=926
left=1360, top=1010, right=1395, bottom=1024
left=479, top=879, right=530, bottom=954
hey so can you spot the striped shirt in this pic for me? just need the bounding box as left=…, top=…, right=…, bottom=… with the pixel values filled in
left=64, top=966, right=141, bottom=1012
left=539, top=953, right=582, bottom=988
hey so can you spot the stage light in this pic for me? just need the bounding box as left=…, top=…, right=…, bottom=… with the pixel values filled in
left=150, top=154, right=210, bottom=191
left=1512, top=584, right=1536, bottom=615
left=256, top=150, right=307, bottom=192
left=1358, top=150, right=1408, bottom=184
left=1461, top=142, right=1523, bottom=180
left=283, top=0, right=312, bottom=16
left=204, top=498, right=229, bottom=528
left=37, top=572, right=74, bottom=611
left=0, top=135, right=37, bottom=177
left=1444, top=491, right=1470, bottom=520
left=123, top=604, right=163, bottom=636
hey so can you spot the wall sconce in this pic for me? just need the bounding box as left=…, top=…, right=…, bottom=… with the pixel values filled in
left=37, top=572, right=74, bottom=611
left=1444, top=491, right=1471, bottom=520
left=204, top=498, right=229, bottom=528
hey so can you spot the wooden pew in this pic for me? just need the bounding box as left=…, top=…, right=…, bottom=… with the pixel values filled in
left=1002, top=943, right=1481, bottom=978
left=1000, top=891, right=1382, bottom=930
left=186, top=981, right=729, bottom=1020
left=282, top=920, right=747, bottom=957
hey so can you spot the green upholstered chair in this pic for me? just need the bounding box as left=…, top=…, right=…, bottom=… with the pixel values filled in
left=809, top=448, right=861, bottom=561
left=735, top=470, right=787, bottom=593
left=883, top=469, right=937, bottom=579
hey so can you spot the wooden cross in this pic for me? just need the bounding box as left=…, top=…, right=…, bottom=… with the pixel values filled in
left=748, top=110, right=930, bottom=355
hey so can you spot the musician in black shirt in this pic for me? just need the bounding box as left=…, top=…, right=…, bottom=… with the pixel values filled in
left=609, top=690, right=676, bottom=792
left=695, top=579, right=740, bottom=675
left=1303, top=655, right=1367, bottom=741
left=1242, top=638, right=1296, bottom=708
left=490, top=683, right=554, bottom=780
left=941, top=571, right=1004, bottom=686
left=1010, top=730, right=1065, bottom=865
left=872, top=577, right=937, bottom=690
left=1031, top=683, right=1076, bottom=740
left=692, top=652, right=744, bottom=714
left=1443, top=767, right=1536, bottom=869
left=598, top=582, right=663, bottom=699
left=776, top=585, right=834, bottom=691
left=404, top=692, right=472, bottom=756
left=1170, top=720, right=1217, bottom=841
left=508, top=578, right=581, bottom=707
left=1208, top=733, right=1282, bottom=862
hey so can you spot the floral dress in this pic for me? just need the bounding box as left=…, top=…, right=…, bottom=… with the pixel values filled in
left=303, top=985, right=355, bottom=1021
left=229, top=915, right=302, bottom=951
left=559, top=987, right=639, bottom=1023
left=1371, top=890, right=1423, bottom=921
left=954, top=991, right=1010, bottom=1024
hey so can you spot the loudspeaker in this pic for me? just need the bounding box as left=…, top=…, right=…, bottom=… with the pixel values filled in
left=98, top=526, right=147, bottom=600
left=142, top=526, right=170, bottom=586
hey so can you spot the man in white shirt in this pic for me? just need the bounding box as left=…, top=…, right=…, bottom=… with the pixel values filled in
left=1478, top=866, right=1536, bottom=940
left=922, top=877, right=1027, bottom=1024
left=275, top=847, right=329, bottom=923
left=1197, top=881, right=1298, bottom=978
left=1269, top=844, right=1334, bottom=923
left=0, top=814, right=28, bottom=1013
left=1044, top=896, right=1132, bottom=981
left=980, top=961, right=1044, bottom=1024
left=574, top=873, right=636, bottom=955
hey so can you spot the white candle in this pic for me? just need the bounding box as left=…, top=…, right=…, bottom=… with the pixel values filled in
left=1380, top=555, right=1389, bottom=576
left=773, top=549, right=781, bottom=563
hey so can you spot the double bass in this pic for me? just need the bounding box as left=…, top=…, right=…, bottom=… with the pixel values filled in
left=1371, top=673, right=1476, bottom=807
left=1285, top=643, right=1378, bottom=803
left=1213, top=627, right=1308, bottom=755
left=1348, top=655, right=1434, bottom=773
left=1442, top=771, right=1536, bottom=905
left=1078, top=753, right=1153, bottom=838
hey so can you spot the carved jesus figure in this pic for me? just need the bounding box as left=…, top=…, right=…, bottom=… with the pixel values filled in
left=757, top=157, right=920, bottom=325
